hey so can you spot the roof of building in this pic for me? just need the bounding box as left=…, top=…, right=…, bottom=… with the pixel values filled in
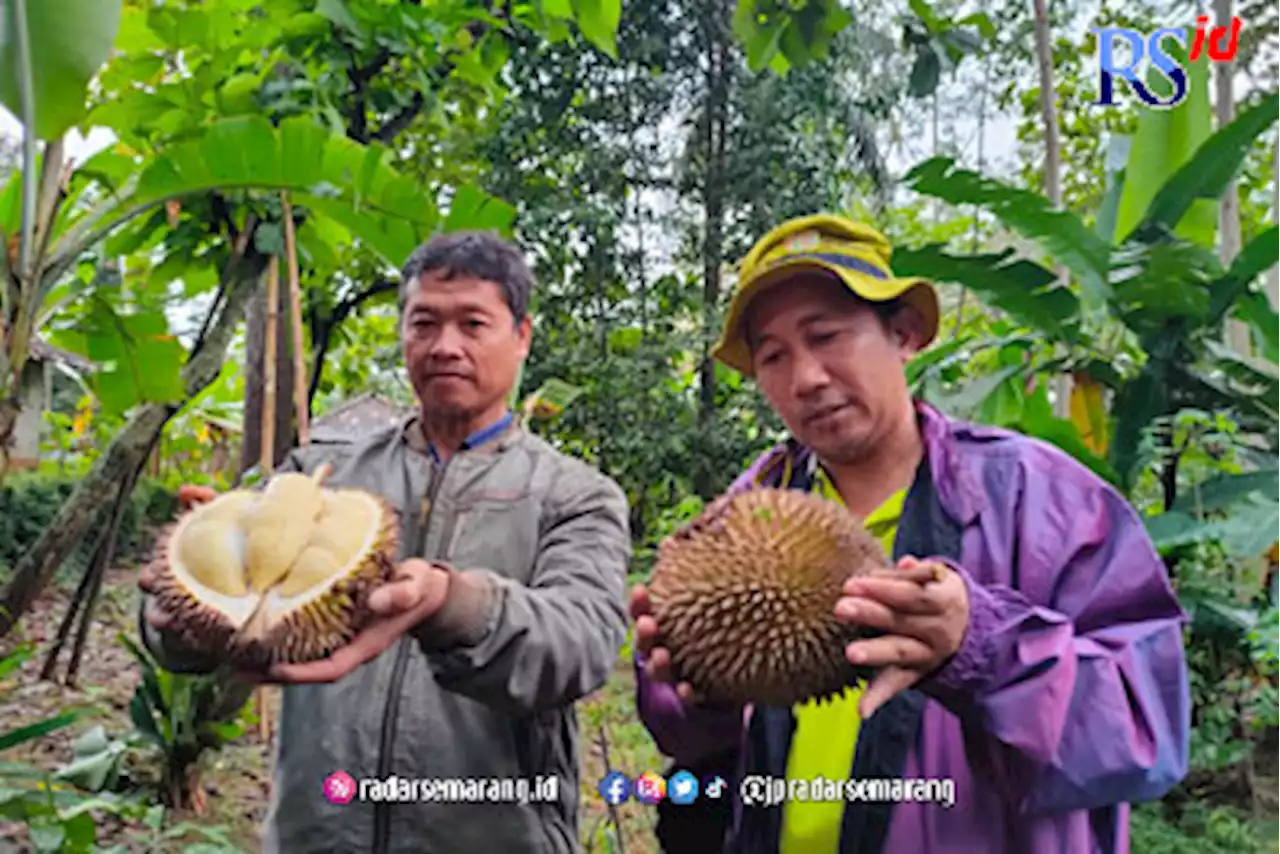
left=309, top=392, right=413, bottom=444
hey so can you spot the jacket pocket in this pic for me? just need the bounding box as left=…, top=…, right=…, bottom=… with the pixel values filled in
left=441, top=496, right=541, bottom=582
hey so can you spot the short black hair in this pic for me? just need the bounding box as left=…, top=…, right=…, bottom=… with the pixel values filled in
left=398, top=230, right=533, bottom=321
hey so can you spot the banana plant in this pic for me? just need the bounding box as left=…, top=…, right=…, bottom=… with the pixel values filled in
left=0, top=0, right=530, bottom=487
left=897, top=92, right=1279, bottom=504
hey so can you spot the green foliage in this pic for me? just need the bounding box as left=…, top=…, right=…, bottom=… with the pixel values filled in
left=0, top=643, right=144, bottom=853
left=732, top=0, right=853, bottom=73
left=894, top=244, right=1078, bottom=341
left=44, top=113, right=458, bottom=283
left=118, top=634, right=255, bottom=810
left=0, top=645, right=83, bottom=752
left=1112, top=34, right=1216, bottom=248
left=0, top=472, right=176, bottom=579
left=900, top=0, right=993, bottom=98
left=1141, top=94, right=1280, bottom=240
left=0, top=0, right=122, bottom=140
left=903, top=157, right=1112, bottom=304
left=1130, top=802, right=1276, bottom=854
left=905, top=93, right=1280, bottom=497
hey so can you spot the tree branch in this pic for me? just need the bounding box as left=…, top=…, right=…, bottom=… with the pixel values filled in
left=372, top=92, right=426, bottom=144
left=306, top=278, right=397, bottom=406
left=365, top=15, right=492, bottom=144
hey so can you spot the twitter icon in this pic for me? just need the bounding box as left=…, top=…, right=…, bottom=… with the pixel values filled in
left=667, top=770, right=699, bottom=805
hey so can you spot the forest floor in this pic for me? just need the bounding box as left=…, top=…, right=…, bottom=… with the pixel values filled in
left=0, top=564, right=663, bottom=853
left=1, top=564, right=1277, bottom=853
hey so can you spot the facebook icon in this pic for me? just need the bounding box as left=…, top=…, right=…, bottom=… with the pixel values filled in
left=598, top=771, right=632, bottom=806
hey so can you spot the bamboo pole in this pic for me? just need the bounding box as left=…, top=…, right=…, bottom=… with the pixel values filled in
left=261, top=257, right=279, bottom=477
left=281, top=192, right=310, bottom=446
left=256, top=255, right=280, bottom=742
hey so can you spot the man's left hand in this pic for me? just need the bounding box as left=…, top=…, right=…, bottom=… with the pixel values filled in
left=249, top=558, right=450, bottom=685
left=834, top=556, right=969, bottom=718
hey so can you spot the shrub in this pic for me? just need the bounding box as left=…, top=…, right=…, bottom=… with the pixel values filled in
left=0, top=473, right=178, bottom=581
left=1130, top=802, right=1274, bottom=853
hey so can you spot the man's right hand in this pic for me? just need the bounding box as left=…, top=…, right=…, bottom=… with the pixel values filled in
left=177, top=484, right=218, bottom=510
left=629, top=584, right=705, bottom=704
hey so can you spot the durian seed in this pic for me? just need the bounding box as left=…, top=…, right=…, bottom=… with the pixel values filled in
left=243, top=472, right=326, bottom=592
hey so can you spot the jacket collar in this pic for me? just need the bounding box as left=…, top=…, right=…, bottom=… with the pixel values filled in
left=914, top=399, right=982, bottom=525
left=743, top=399, right=983, bottom=526
left=398, top=410, right=525, bottom=459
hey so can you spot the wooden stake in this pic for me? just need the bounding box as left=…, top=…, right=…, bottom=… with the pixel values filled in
left=256, top=255, right=280, bottom=743
left=261, top=256, right=279, bottom=477
left=281, top=192, right=310, bottom=446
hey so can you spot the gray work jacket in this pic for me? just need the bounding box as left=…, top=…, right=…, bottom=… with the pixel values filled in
left=139, top=417, right=632, bottom=853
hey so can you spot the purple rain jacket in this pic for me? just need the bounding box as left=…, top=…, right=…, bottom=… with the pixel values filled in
left=635, top=400, right=1190, bottom=853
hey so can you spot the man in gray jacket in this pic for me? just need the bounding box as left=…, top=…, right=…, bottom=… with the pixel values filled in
left=137, top=231, right=632, bottom=853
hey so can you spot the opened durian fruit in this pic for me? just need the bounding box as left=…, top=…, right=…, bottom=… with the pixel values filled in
left=149, top=465, right=399, bottom=669
left=648, top=487, right=887, bottom=707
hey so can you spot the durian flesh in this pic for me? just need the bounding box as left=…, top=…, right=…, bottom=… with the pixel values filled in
left=648, top=487, right=888, bottom=707
left=150, top=468, right=399, bottom=669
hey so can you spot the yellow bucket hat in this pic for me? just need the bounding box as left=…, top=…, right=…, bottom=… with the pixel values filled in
left=710, top=214, right=940, bottom=376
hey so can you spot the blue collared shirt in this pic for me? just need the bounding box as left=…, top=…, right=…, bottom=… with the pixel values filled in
left=424, top=410, right=514, bottom=464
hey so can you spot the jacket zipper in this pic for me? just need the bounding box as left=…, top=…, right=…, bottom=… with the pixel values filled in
left=372, top=455, right=453, bottom=854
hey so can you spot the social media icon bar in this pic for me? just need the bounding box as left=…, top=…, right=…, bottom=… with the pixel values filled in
left=597, top=771, right=632, bottom=806
left=702, top=774, right=727, bottom=800
left=667, top=770, right=699, bottom=805
left=634, top=771, right=667, bottom=805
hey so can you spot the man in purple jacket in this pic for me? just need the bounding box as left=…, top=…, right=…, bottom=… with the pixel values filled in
left=629, top=214, right=1190, bottom=853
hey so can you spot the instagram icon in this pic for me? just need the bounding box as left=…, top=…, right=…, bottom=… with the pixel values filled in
left=634, top=771, right=666, bottom=805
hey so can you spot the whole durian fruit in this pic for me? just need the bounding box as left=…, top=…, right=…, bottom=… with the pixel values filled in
left=648, top=487, right=887, bottom=707
left=148, top=465, right=400, bottom=670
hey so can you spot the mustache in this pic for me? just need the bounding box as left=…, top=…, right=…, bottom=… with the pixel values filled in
left=420, top=363, right=473, bottom=379
left=800, top=400, right=851, bottom=422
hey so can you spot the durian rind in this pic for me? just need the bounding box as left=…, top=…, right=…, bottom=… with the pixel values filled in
left=649, top=487, right=887, bottom=707
left=149, top=484, right=401, bottom=671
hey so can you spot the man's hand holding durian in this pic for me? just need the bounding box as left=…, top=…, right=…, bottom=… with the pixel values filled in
left=833, top=556, right=969, bottom=718
left=139, top=553, right=452, bottom=684
left=247, top=558, right=451, bottom=684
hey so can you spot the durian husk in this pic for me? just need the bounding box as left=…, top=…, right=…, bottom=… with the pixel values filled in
left=148, top=489, right=401, bottom=671
left=648, top=487, right=887, bottom=707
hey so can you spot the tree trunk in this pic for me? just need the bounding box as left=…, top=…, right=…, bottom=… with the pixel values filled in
left=695, top=0, right=730, bottom=498
left=1269, top=141, right=1279, bottom=310
left=241, top=264, right=295, bottom=477
left=1031, top=0, right=1061, bottom=209
left=1031, top=0, right=1072, bottom=417
left=1214, top=0, right=1251, bottom=353
left=0, top=250, right=267, bottom=638
left=305, top=280, right=397, bottom=410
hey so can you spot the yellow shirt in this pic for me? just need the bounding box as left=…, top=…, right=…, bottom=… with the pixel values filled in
left=778, top=467, right=906, bottom=854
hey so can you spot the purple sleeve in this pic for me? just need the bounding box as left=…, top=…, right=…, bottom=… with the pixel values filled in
left=918, top=472, right=1190, bottom=813
left=634, top=653, right=746, bottom=765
